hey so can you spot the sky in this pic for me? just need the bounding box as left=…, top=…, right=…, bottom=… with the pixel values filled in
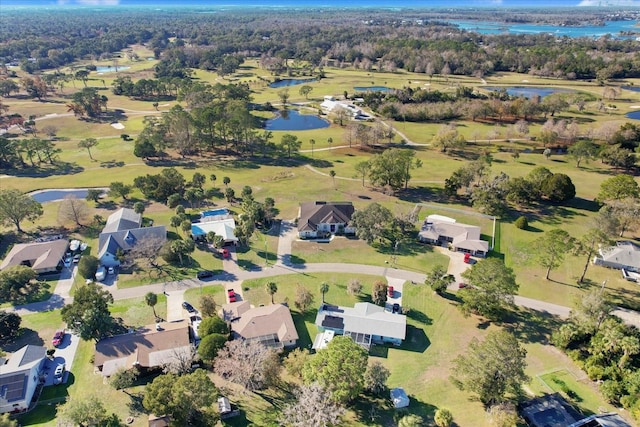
left=3, top=0, right=640, bottom=7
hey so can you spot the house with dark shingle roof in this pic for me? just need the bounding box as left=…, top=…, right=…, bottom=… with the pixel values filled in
left=0, top=239, right=67, bottom=274
left=97, top=208, right=166, bottom=267
left=0, top=345, right=46, bottom=414
left=223, top=303, right=298, bottom=349
left=297, top=201, right=355, bottom=238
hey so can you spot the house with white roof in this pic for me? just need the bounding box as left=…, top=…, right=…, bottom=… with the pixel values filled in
left=418, top=215, right=489, bottom=257
left=0, top=345, right=46, bottom=414
left=97, top=208, right=166, bottom=267
left=594, top=241, right=640, bottom=273
left=191, top=218, right=238, bottom=245
left=320, top=96, right=366, bottom=119
left=313, top=302, right=406, bottom=351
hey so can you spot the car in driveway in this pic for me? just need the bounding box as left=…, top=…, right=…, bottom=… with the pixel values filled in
left=107, top=266, right=116, bottom=275
left=53, top=363, right=65, bottom=385
left=221, top=248, right=230, bottom=259
left=182, top=301, right=196, bottom=313
left=388, top=286, right=394, bottom=298
left=392, top=303, right=400, bottom=314
left=52, top=329, right=65, bottom=347
left=228, top=289, right=237, bottom=303
left=196, top=270, right=214, bottom=280
left=464, top=253, right=473, bottom=264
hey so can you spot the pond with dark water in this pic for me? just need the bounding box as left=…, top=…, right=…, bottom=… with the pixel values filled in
left=31, top=189, right=94, bottom=203
left=483, top=86, right=574, bottom=99
left=268, top=78, right=316, bottom=88
left=626, top=110, right=640, bottom=121
left=622, top=86, right=640, bottom=93
left=265, top=109, right=329, bottom=131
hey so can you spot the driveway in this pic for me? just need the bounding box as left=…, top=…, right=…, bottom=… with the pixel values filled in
left=386, top=277, right=405, bottom=312
left=167, top=289, right=188, bottom=322
left=276, top=220, right=297, bottom=265
left=43, top=331, right=81, bottom=387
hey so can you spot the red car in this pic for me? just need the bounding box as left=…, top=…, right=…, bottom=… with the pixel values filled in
left=221, top=248, right=230, bottom=259
left=228, top=289, right=237, bottom=303
left=52, top=329, right=65, bottom=347
left=388, top=286, right=394, bottom=298
left=464, top=253, right=472, bottom=264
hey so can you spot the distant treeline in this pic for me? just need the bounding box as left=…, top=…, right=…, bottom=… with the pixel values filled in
left=0, top=8, right=639, bottom=81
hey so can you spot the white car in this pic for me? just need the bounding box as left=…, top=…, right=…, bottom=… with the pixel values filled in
left=95, top=266, right=106, bottom=282
left=53, top=363, right=65, bottom=385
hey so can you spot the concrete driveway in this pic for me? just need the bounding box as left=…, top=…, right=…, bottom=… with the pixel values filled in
left=167, top=290, right=188, bottom=322
left=386, top=277, right=405, bottom=311
left=42, top=331, right=81, bottom=387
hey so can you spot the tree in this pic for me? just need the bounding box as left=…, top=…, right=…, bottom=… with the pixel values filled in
left=133, top=201, right=145, bottom=215
left=108, top=182, right=132, bottom=201
left=302, top=336, right=368, bottom=403
left=532, top=229, right=575, bottom=280
left=58, top=395, right=112, bottom=427
left=86, top=189, right=103, bottom=203
left=451, top=330, right=528, bottom=407
left=372, top=281, right=388, bottom=306
left=198, top=316, right=229, bottom=337
left=198, top=333, right=228, bottom=361
left=354, top=161, right=370, bottom=187
left=170, top=239, right=195, bottom=266
left=284, top=348, right=311, bottom=379
left=541, top=173, right=575, bottom=203
left=398, top=414, right=425, bottom=427
left=280, top=133, right=301, bottom=158
left=597, top=174, right=640, bottom=202
left=0, top=266, right=39, bottom=303
left=58, top=195, right=90, bottom=227
left=145, top=292, right=158, bottom=319
left=364, top=361, right=390, bottom=395
left=601, top=198, right=640, bottom=238
left=266, top=282, right=278, bottom=304
left=278, top=88, right=290, bottom=105
left=77, top=255, right=99, bottom=280
left=347, top=279, right=362, bottom=296
left=214, top=340, right=280, bottom=391
left=143, top=370, right=218, bottom=426
left=299, top=85, right=313, bottom=100
left=0, top=413, right=18, bottom=427
left=459, top=258, right=518, bottom=320
left=199, top=294, right=217, bottom=318
left=567, top=139, right=598, bottom=168
left=109, top=368, right=137, bottom=391
left=329, top=170, right=336, bottom=189
left=191, top=172, right=206, bottom=189
left=575, top=227, right=609, bottom=284
left=351, top=203, right=394, bottom=245
left=223, top=176, right=231, bottom=187
left=0, top=311, right=21, bottom=343
left=570, top=289, right=613, bottom=334
left=488, top=402, right=521, bottom=427
left=434, top=408, right=454, bottom=427
left=61, top=282, right=115, bottom=341
left=0, top=189, right=44, bottom=233
left=319, top=282, right=329, bottom=303
left=367, top=148, right=419, bottom=191
left=281, top=383, right=345, bottom=427
left=78, top=137, right=98, bottom=160
left=431, top=124, right=465, bottom=153
left=425, top=265, right=454, bottom=294
left=295, top=284, right=315, bottom=313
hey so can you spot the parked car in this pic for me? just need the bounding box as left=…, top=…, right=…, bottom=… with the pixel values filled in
left=182, top=301, right=196, bottom=313
left=388, top=286, right=394, bottom=298
left=196, top=270, right=214, bottom=279
left=52, top=330, right=65, bottom=347
left=392, top=303, right=400, bottom=314
left=72, top=254, right=81, bottom=263
left=107, top=266, right=115, bottom=275
left=53, top=363, right=65, bottom=385
left=463, top=253, right=472, bottom=264
left=228, top=289, right=236, bottom=303
left=95, top=266, right=106, bottom=282
left=221, top=248, right=230, bottom=259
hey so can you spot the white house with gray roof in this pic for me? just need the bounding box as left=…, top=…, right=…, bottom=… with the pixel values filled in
left=0, top=345, right=46, bottom=414
left=314, top=302, right=406, bottom=351
left=594, top=241, right=640, bottom=273
left=418, top=215, right=489, bottom=257
left=97, top=208, right=166, bottom=267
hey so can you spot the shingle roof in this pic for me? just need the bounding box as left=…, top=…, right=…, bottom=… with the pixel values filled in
left=298, top=201, right=354, bottom=233
left=231, top=304, right=298, bottom=344
left=0, top=240, right=67, bottom=272
left=102, top=208, right=142, bottom=233
left=598, top=242, right=640, bottom=270
left=97, top=226, right=166, bottom=260
left=315, top=302, right=406, bottom=340
left=419, top=215, right=489, bottom=252
left=1, top=345, right=46, bottom=372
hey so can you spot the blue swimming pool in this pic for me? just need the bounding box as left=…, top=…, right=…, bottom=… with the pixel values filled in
left=201, top=208, right=229, bottom=217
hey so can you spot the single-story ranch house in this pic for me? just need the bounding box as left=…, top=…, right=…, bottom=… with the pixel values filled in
left=0, top=345, right=47, bottom=414
left=223, top=302, right=298, bottom=349
left=594, top=241, right=640, bottom=273
left=0, top=239, right=67, bottom=274
left=97, top=208, right=166, bottom=267
left=298, top=201, right=355, bottom=238
left=191, top=208, right=238, bottom=245
left=313, top=302, right=406, bottom=351
left=418, top=215, right=489, bottom=257
left=94, top=321, right=192, bottom=377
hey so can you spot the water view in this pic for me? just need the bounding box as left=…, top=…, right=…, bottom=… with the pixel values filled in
left=451, top=19, right=639, bottom=39
left=623, top=86, right=640, bottom=93
left=96, top=66, right=130, bottom=73
left=31, top=189, right=91, bottom=203
left=626, top=111, right=640, bottom=121
left=353, top=86, right=393, bottom=92
left=268, top=78, right=316, bottom=88
left=483, top=86, right=574, bottom=99
left=265, top=109, right=329, bottom=131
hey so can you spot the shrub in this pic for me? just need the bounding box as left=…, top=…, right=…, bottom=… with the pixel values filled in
left=514, top=216, right=528, bottom=230
left=77, top=255, right=99, bottom=279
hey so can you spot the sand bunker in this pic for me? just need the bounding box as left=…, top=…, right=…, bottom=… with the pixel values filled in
left=111, top=122, right=125, bottom=129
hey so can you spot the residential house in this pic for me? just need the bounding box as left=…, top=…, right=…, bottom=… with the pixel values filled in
left=94, top=321, right=192, bottom=377
left=298, top=201, right=355, bottom=238
left=313, top=302, right=406, bottom=350
left=97, top=208, right=166, bottom=267
left=0, top=345, right=47, bottom=414
left=0, top=239, right=67, bottom=274
left=225, top=303, right=298, bottom=349
left=320, top=96, right=366, bottom=119
left=594, top=241, right=640, bottom=273
left=569, top=413, right=632, bottom=427
left=521, top=393, right=582, bottom=427
left=191, top=218, right=238, bottom=245
left=418, top=215, right=489, bottom=257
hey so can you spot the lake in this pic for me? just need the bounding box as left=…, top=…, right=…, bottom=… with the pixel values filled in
left=265, top=110, right=329, bottom=131
left=626, top=111, right=640, bottom=121
left=353, top=86, right=393, bottom=92
left=269, top=78, right=316, bottom=88
left=483, top=86, right=573, bottom=99
left=450, top=19, right=639, bottom=39
left=623, top=86, right=640, bottom=93
left=96, top=66, right=130, bottom=73
left=31, top=189, right=94, bottom=203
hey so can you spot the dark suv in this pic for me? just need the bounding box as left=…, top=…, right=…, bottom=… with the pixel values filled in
left=182, top=301, right=196, bottom=313
left=196, top=270, right=214, bottom=279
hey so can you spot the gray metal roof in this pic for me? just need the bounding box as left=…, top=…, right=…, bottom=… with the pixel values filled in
left=315, top=302, right=406, bottom=340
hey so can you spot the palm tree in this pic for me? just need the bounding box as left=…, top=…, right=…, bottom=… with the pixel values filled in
left=329, top=170, right=336, bottom=189
left=145, top=292, right=158, bottom=319
left=320, top=282, right=329, bottom=303
left=266, top=282, right=278, bottom=304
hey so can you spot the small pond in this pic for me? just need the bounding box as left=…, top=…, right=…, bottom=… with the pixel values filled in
left=483, top=86, right=573, bottom=99
left=353, top=86, right=393, bottom=93
left=626, top=110, right=640, bottom=121
left=31, top=189, right=101, bottom=203
left=622, top=86, right=640, bottom=93
left=265, top=109, right=329, bottom=131
left=268, top=78, right=316, bottom=88
left=96, top=66, right=130, bottom=73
